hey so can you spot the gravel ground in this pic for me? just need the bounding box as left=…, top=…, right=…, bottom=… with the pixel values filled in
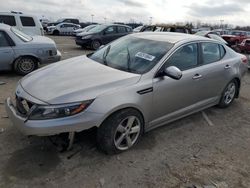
left=0, top=35, right=250, bottom=188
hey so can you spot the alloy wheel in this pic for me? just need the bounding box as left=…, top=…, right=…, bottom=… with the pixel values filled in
left=114, top=116, right=141, bottom=150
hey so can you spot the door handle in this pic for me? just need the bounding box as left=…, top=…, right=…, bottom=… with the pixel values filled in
left=192, top=74, right=202, bottom=80
left=224, top=65, right=231, bottom=69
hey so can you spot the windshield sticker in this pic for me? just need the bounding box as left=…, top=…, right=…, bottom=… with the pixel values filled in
left=135, top=52, right=155, bottom=61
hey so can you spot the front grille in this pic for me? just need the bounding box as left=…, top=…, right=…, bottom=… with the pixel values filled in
left=16, top=96, right=34, bottom=116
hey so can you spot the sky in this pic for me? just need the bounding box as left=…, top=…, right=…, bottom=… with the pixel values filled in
left=1, top=0, right=250, bottom=26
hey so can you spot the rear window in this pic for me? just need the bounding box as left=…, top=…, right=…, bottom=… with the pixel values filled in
left=0, top=15, right=16, bottom=26
left=20, top=16, right=36, bottom=27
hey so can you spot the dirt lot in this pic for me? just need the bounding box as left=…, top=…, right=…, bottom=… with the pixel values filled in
left=0, top=36, right=250, bottom=188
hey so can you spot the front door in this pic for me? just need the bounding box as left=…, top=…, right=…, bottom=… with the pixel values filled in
left=0, top=31, right=15, bottom=70
left=102, top=26, right=117, bottom=44
left=150, top=43, right=206, bottom=127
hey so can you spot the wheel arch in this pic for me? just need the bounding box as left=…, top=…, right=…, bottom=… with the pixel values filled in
left=99, top=106, right=146, bottom=132
left=233, top=77, right=241, bottom=98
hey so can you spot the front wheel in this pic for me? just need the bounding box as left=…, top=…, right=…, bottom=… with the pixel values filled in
left=91, top=40, right=101, bottom=50
left=97, top=109, right=144, bottom=154
left=218, top=80, right=238, bottom=108
left=14, top=57, right=37, bottom=75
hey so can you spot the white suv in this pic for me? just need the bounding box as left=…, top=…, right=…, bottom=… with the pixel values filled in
left=0, top=12, right=44, bottom=36
left=47, top=22, right=81, bottom=35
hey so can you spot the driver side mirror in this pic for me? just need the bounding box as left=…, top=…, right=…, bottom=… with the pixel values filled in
left=164, top=66, right=182, bottom=80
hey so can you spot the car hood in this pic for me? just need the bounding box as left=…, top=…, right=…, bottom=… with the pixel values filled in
left=20, top=55, right=141, bottom=104
left=77, top=31, right=98, bottom=37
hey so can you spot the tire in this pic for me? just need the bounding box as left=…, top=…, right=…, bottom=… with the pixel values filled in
left=218, top=80, right=238, bottom=108
left=97, top=108, right=144, bottom=154
left=14, top=57, right=37, bottom=75
left=53, top=30, right=59, bottom=35
left=91, top=40, right=101, bottom=50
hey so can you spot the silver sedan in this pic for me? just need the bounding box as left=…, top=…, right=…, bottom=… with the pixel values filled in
left=0, top=23, right=61, bottom=75
left=5, top=32, right=247, bottom=154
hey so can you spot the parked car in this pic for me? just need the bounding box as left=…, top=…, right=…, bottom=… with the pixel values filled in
left=5, top=32, right=247, bottom=154
left=236, top=39, right=250, bottom=54
left=0, top=11, right=44, bottom=35
left=139, top=24, right=191, bottom=34
left=133, top=25, right=143, bottom=33
left=40, top=18, right=50, bottom=30
left=47, top=22, right=81, bottom=35
left=73, top=24, right=97, bottom=36
left=0, top=23, right=61, bottom=75
left=195, top=31, right=228, bottom=45
left=75, top=24, right=132, bottom=50
left=222, top=30, right=247, bottom=46
left=45, top=18, right=80, bottom=32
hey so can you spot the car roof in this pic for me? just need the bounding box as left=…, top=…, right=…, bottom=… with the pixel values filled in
left=0, top=23, right=11, bottom=30
left=132, top=32, right=212, bottom=44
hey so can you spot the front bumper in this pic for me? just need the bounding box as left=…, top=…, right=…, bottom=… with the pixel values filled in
left=40, top=50, right=61, bottom=64
left=5, top=97, right=103, bottom=136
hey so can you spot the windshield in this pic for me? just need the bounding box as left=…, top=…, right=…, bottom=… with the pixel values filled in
left=87, top=25, right=107, bottom=33
left=84, top=25, right=97, bottom=32
left=89, top=36, right=173, bottom=74
left=11, top=27, right=32, bottom=42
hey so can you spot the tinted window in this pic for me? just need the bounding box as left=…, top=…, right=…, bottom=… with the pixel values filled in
left=201, top=43, right=221, bottom=64
left=245, top=40, right=250, bottom=45
left=105, top=26, right=116, bottom=34
left=117, top=26, right=126, bottom=33
left=166, top=43, right=198, bottom=71
left=0, top=31, right=10, bottom=47
left=20, top=16, right=35, bottom=26
left=0, top=15, right=16, bottom=26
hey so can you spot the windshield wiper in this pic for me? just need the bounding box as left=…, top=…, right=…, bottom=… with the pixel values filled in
left=103, top=45, right=111, bottom=65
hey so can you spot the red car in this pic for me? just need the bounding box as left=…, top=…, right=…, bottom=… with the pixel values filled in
left=237, top=39, right=250, bottom=53
left=222, top=30, right=247, bottom=46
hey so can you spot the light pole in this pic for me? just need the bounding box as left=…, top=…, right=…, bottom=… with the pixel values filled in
left=220, top=19, right=224, bottom=29
left=91, top=14, right=94, bottom=23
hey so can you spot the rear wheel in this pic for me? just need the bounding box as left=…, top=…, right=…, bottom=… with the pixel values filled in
left=14, top=57, right=37, bottom=75
left=91, top=40, right=101, bottom=50
left=97, top=109, right=143, bottom=154
left=218, top=80, right=238, bottom=108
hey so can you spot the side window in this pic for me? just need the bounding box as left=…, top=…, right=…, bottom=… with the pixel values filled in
left=0, top=15, right=16, bottom=26
left=20, top=16, right=35, bottom=27
left=105, top=26, right=116, bottom=34
left=0, top=31, right=10, bottom=47
left=201, top=43, right=221, bottom=64
left=117, top=26, right=126, bottom=33
left=166, top=43, right=198, bottom=71
left=219, top=45, right=226, bottom=58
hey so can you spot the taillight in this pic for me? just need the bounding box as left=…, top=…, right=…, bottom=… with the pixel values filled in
left=241, top=56, right=248, bottom=64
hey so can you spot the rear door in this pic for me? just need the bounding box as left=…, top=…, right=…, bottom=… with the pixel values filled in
left=0, top=31, right=15, bottom=70
left=198, top=42, right=233, bottom=98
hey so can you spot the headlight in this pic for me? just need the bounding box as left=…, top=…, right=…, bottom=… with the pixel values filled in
left=29, top=100, right=93, bottom=120
left=81, top=35, right=92, bottom=39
